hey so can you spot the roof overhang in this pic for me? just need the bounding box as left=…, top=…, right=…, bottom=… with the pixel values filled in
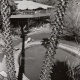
left=10, top=13, right=51, bottom=19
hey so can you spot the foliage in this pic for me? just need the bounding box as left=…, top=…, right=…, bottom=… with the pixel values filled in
left=67, top=60, right=80, bottom=80
left=10, top=27, right=20, bottom=36
left=72, top=64, right=80, bottom=80
left=41, top=38, right=50, bottom=49
left=50, top=60, right=73, bottom=80
left=61, top=0, right=80, bottom=43
left=0, top=14, right=2, bottom=29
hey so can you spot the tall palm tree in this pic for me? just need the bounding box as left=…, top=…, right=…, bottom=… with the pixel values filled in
left=39, top=0, right=68, bottom=80
left=1, top=0, right=16, bottom=80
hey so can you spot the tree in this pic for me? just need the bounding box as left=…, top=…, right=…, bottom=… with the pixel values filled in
left=39, top=0, right=68, bottom=80
left=1, top=0, right=16, bottom=80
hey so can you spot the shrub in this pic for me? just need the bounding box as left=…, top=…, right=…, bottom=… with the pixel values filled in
left=50, top=60, right=73, bottom=80
left=61, top=0, right=80, bottom=43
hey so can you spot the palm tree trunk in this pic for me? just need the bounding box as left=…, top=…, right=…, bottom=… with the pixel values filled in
left=1, top=0, right=16, bottom=80
left=39, top=0, right=68, bottom=80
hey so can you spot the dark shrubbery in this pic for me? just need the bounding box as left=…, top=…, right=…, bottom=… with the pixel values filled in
left=50, top=60, right=73, bottom=80
left=61, top=26, right=80, bottom=43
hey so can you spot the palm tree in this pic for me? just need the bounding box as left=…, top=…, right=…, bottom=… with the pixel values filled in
left=1, top=0, right=16, bottom=80
left=39, top=0, right=68, bottom=80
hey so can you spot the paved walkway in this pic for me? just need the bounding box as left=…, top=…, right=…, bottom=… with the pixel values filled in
left=15, top=40, right=80, bottom=59
left=58, top=43, right=80, bottom=58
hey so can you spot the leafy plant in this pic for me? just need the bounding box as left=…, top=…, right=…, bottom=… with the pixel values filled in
left=61, top=0, right=80, bottom=43
left=69, top=61, right=80, bottom=80
left=50, top=60, right=73, bottom=80
left=41, top=38, right=50, bottom=49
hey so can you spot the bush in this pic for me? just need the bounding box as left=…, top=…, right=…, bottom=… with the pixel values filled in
left=50, top=60, right=73, bottom=80
left=61, top=0, right=80, bottom=43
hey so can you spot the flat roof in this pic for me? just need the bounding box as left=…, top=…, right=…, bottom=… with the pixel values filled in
left=15, top=1, right=53, bottom=10
left=10, top=13, right=51, bottom=19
